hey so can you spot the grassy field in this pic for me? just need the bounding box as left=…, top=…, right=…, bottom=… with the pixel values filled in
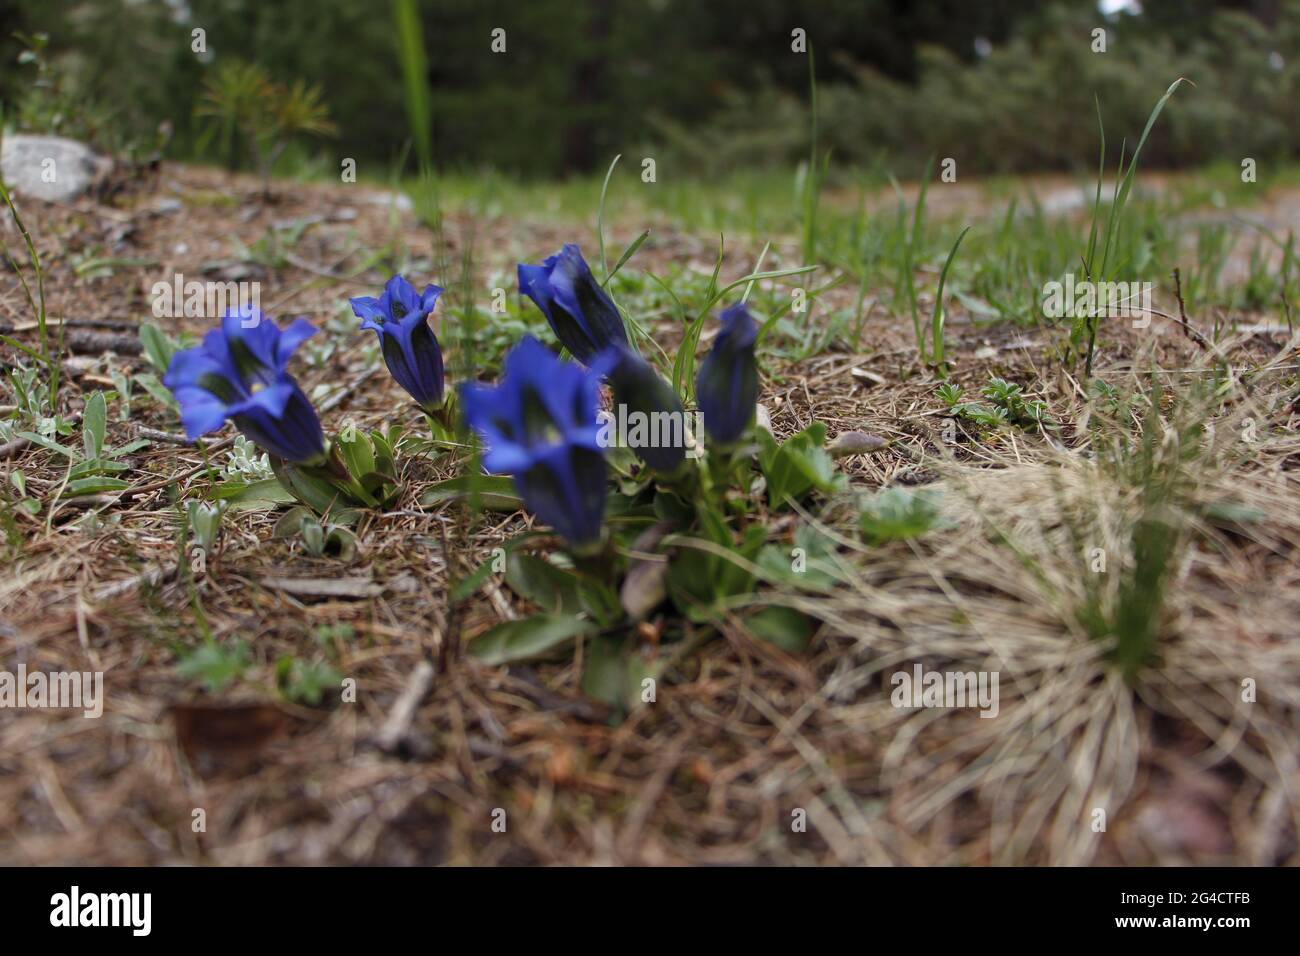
left=1, top=140, right=1299, bottom=864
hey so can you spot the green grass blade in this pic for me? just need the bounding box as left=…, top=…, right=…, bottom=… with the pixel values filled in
left=392, top=0, right=433, bottom=173
left=930, top=226, right=971, bottom=377
left=604, top=227, right=649, bottom=287
left=596, top=153, right=622, bottom=279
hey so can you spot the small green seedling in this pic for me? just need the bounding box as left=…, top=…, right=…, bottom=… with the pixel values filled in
left=177, top=640, right=251, bottom=693
left=16, top=392, right=150, bottom=497
left=273, top=507, right=359, bottom=560
left=982, top=376, right=1054, bottom=427
left=859, top=487, right=942, bottom=545
left=185, top=499, right=227, bottom=557
left=276, top=656, right=342, bottom=706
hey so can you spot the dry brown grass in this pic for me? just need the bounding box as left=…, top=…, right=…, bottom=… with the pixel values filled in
left=1, top=165, right=1298, bottom=865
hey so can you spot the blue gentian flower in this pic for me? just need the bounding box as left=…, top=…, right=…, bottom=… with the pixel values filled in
left=518, top=243, right=629, bottom=363
left=599, top=344, right=687, bottom=473
left=460, top=336, right=609, bottom=548
left=350, top=275, right=445, bottom=410
left=163, top=308, right=327, bottom=464
left=696, top=302, right=760, bottom=445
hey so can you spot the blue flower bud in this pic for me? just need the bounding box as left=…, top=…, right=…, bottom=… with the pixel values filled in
left=350, top=275, right=445, bottom=410
left=598, top=344, right=687, bottom=473
left=518, top=243, right=629, bottom=363
left=695, top=302, right=759, bottom=446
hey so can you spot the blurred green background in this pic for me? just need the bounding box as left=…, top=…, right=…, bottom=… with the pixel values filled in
left=0, top=0, right=1296, bottom=180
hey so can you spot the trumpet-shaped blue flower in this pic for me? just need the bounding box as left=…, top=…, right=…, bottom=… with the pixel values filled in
left=350, top=275, right=445, bottom=410
left=518, top=243, right=629, bottom=363
left=164, top=308, right=326, bottom=464
left=696, top=302, right=759, bottom=445
left=599, top=344, right=687, bottom=473
left=460, top=336, right=610, bottom=548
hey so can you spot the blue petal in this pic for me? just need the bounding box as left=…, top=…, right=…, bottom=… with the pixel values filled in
left=517, top=263, right=557, bottom=321
left=173, top=387, right=230, bottom=439
left=220, top=308, right=281, bottom=383
left=515, top=444, right=607, bottom=546
left=231, top=382, right=325, bottom=464
left=420, top=284, right=444, bottom=313
left=385, top=274, right=422, bottom=318
left=239, top=381, right=295, bottom=419
left=349, top=296, right=386, bottom=327
left=164, top=345, right=221, bottom=391
left=275, top=318, right=317, bottom=371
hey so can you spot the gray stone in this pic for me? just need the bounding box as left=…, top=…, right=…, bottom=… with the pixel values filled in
left=1, top=134, right=112, bottom=202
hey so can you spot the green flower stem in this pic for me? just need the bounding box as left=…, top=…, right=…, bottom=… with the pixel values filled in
left=570, top=529, right=620, bottom=586
left=705, top=444, right=736, bottom=509
left=656, top=455, right=703, bottom=501
left=422, top=395, right=459, bottom=444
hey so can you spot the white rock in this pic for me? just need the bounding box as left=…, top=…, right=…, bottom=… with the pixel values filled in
left=360, top=189, right=413, bottom=212
left=1, top=134, right=111, bottom=202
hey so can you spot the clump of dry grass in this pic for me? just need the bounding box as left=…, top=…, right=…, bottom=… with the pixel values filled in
left=774, top=340, right=1300, bottom=864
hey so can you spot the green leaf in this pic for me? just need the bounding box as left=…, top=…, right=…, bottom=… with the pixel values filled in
left=859, top=487, right=941, bottom=545
left=716, top=523, right=767, bottom=599
left=270, top=458, right=347, bottom=514
left=580, top=633, right=632, bottom=712
left=1203, top=500, right=1267, bottom=527
left=759, top=422, right=846, bottom=507
left=213, top=477, right=297, bottom=509
left=272, top=506, right=314, bottom=539
left=139, top=324, right=179, bottom=375
left=756, top=524, right=841, bottom=592
left=63, top=476, right=130, bottom=496
left=69, top=458, right=130, bottom=479
left=418, top=474, right=520, bottom=511
left=276, top=657, right=341, bottom=706
left=82, top=391, right=106, bottom=460
left=17, top=430, right=74, bottom=458
left=577, top=577, right=623, bottom=627
left=450, top=556, right=498, bottom=604
left=177, top=641, right=250, bottom=692
left=467, top=614, right=595, bottom=666
left=665, top=533, right=728, bottom=619
left=324, top=525, right=358, bottom=561
left=582, top=633, right=659, bottom=715
left=335, top=429, right=376, bottom=483
left=106, top=437, right=151, bottom=458
left=505, top=553, right=582, bottom=613
left=746, top=606, right=815, bottom=654
left=135, top=372, right=180, bottom=412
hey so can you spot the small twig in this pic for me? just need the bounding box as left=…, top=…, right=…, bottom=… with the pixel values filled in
left=1143, top=305, right=1213, bottom=351
left=319, top=367, right=378, bottom=413
left=62, top=330, right=142, bottom=355
left=0, top=436, right=32, bottom=460
left=1172, top=267, right=1194, bottom=341
left=91, top=564, right=170, bottom=602
left=134, top=426, right=190, bottom=445
left=372, top=658, right=437, bottom=755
